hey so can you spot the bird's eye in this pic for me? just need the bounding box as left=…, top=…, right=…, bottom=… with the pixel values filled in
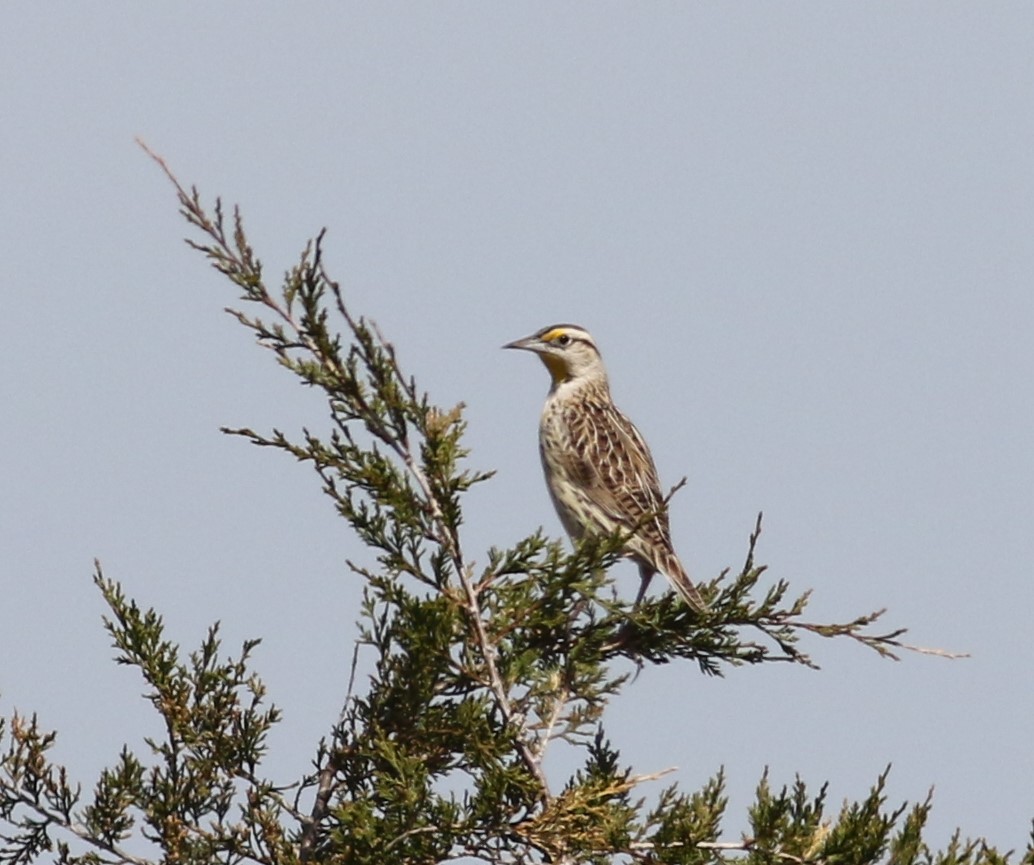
left=555, top=334, right=571, bottom=347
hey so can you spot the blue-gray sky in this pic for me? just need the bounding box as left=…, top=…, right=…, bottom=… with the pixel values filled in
left=2, top=4, right=1032, bottom=852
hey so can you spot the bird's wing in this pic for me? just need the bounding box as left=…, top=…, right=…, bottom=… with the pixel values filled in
left=565, top=396, right=707, bottom=611
left=566, top=397, right=674, bottom=547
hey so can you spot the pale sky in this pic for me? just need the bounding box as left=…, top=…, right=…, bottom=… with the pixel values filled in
left=2, top=4, right=1032, bottom=852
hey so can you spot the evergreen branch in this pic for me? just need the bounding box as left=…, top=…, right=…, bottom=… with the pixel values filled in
left=90, top=147, right=1005, bottom=864
left=456, top=564, right=554, bottom=802
left=1, top=787, right=150, bottom=865
left=784, top=613, right=968, bottom=661
left=0, top=712, right=150, bottom=865
left=733, top=513, right=965, bottom=664
left=140, top=143, right=553, bottom=819
left=594, top=512, right=963, bottom=676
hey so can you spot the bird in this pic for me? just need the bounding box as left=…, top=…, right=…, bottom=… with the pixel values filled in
left=503, top=323, right=707, bottom=612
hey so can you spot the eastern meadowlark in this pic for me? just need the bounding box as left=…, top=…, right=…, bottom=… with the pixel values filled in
left=504, top=323, right=707, bottom=612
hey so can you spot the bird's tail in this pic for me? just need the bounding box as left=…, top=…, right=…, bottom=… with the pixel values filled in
left=659, top=552, right=708, bottom=613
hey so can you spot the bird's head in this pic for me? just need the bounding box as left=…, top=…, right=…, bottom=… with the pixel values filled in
left=503, top=324, right=607, bottom=387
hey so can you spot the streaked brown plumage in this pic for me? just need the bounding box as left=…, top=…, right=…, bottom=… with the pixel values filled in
left=504, top=323, right=707, bottom=612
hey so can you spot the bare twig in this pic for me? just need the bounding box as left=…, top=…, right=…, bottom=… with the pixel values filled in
left=382, top=825, right=440, bottom=854
left=627, top=837, right=810, bottom=864
left=531, top=683, right=571, bottom=763
left=696, top=838, right=808, bottom=863
left=895, top=641, right=970, bottom=659
left=298, top=639, right=366, bottom=860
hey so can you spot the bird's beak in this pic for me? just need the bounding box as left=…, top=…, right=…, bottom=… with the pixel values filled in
left=502, top=335, right=539, bottom=352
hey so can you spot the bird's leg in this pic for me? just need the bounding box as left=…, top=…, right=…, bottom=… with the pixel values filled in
left=633, top=564, right=655, bottom=607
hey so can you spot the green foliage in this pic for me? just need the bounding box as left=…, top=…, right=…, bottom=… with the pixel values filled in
left=0, top=147, right=1026, bottom=864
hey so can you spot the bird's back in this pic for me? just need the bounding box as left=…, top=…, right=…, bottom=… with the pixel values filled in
left=539, top=380, right=677, bottom=565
